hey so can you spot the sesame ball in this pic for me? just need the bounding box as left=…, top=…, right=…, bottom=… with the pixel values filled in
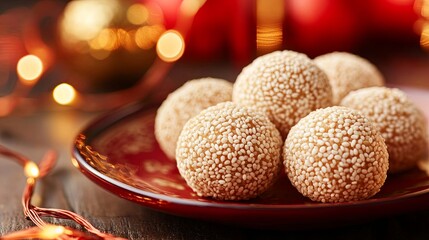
left=233, top=50, right=333, bottom=139
left=176, top=102, right=282, bottom=200
left=314, top=52, right=384, bottom=105
left=341, top=87, right=428, bottom=173
left=155, top=78, right=233, bottom=159
left=284, top=106, right=389, bottom=203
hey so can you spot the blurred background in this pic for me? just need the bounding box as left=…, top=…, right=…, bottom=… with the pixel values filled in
left=0, top=0, right=428, bottom=115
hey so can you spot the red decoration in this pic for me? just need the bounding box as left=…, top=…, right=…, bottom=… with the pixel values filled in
left=179, top=0, right=420, bottom=60
left=184, top=0, right=253, bottom=65
left=363, top=0, right=419, bottom=38
left=286, top=0, right=364, bottom=57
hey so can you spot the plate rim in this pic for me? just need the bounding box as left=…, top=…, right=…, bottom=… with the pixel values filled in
left=71, top=98, right=429, bottom=212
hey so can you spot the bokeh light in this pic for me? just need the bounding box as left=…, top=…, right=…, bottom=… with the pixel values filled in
left=256, top=0, right=284, bottom=55
left=421, top=22, right=429, bottom=49
left=53, top=83, right=77, bottom=105
left=117, top=28, right=136, bottom=51
left=419, top=0, right=429, bottom=50
left=423, top=0, right=429, bottom=18
left=60, top=0, right=119, bottom=43
left=156, top=30, right=185, bottom=62
left=127, top=4, right=149, bottom=25
left=180, top=0, right=207, bottom=17
left=135, top=25, right=165, bottom=49
left=88, top=28, right=118, bottom=51
left=89, top=49, right=111, bottom=60
left=17, top=55, right=44, bottom=82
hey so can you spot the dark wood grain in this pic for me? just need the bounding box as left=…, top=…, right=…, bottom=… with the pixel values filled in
left=1, top=59, right=429, bottom=239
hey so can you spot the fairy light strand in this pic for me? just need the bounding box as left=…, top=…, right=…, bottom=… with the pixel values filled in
left=0, top=1, right=211, bottom=236
left=0, top=145, right=127, bottom=240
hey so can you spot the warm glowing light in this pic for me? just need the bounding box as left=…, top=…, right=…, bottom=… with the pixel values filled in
left=417, top=0, right=429, bottom=51
left=180, top=0, right=206, bottom=17
left=53, top=83, right=76, bottom=105
left=103, top=28, right=119, bottom=51
left=156, top=30, right=185, bottom=62
left=145, top=3, right=165, bottom=25
left=60, top=0, right=119, bottom=44
left=71, top=158, right=80, bottom=169
left=40, top=225, right=65, bottom=238
left=256, top=0, right=284, bottom=55
left=127, top=4, right=149, bottom=25
left=422, top=0, right=429, bottom=18
left=89, top=28, right=118, bottom=51
left=89, top=49, right=111, bottom=60
left=117, top=29, right=136, bottom=51
left=17, top=55, right=44, bottom=82
left=414, top=19, right=425, bottom=35
left=135, top=25, right=164, bottom=49
left=421, top=22, right=429, bottom=50
left=135, top=27, right=154, bottom=49
left=24, top=162, right=40, bottom=179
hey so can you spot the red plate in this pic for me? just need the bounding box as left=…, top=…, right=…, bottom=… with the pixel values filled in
left=72, top=86, right=429, bottom=228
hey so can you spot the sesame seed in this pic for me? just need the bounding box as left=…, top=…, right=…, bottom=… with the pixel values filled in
left=314, top=52, right=384, bottom=104
left=233, top=50, right=332, bottom=138
left=155, top=78, right=233, bottom=159
left=176, top=102, right=282, bottom=200
left=341, top=87, right=428, bottom=173
left=283, top=106, right=389, bottom=203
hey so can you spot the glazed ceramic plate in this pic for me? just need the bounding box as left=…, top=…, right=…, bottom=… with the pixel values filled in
left=72, top=86, right=429, bottom=228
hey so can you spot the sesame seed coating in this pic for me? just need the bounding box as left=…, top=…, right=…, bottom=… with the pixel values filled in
left=176, top=102, right=283, bottom=200
left=341, top=87, right=428, bottom=173
left=284, top=106, right=389, bottom=203
left=233, top=50, right=333, bottom=139
left=314, top=52, right=384, bottom=105
left=155, top=78, right=233, bottom=159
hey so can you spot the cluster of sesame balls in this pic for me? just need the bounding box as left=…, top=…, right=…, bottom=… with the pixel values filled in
left=155, top=51, right=428, bottom=203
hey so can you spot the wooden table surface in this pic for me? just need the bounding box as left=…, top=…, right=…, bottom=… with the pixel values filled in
left=1, top=55, right=429, bottom=239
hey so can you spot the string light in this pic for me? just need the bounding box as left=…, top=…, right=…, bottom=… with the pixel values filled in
left=39, top=225, right=65, bottom=239
left=0, top=0, right=210, bottom=237
left=24, top=162, right=40, bottom=179
left=0, top=145, right=126, bottom=239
